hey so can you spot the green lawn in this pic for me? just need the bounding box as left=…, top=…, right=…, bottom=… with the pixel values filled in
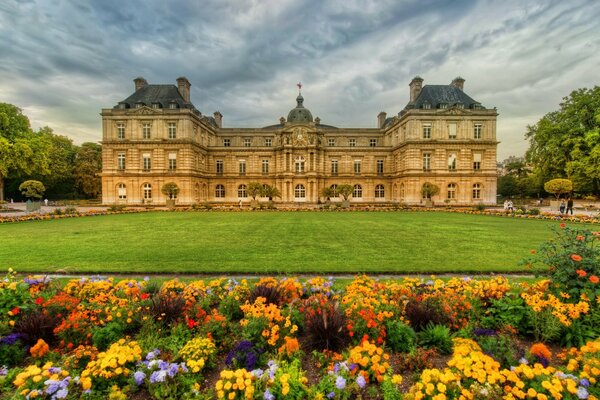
left=0, top=211, right=571, bottom=274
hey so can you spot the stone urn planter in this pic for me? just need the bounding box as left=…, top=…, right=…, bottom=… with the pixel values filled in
left=424, top=199, right=433, bottom=208
left=166, top=199, right=176, bottom=208
left=341, top=200, right=350, bottom=208
left=26, top=200, right=41, bottom=212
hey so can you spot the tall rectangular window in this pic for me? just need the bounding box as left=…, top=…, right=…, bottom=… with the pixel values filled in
left=448, top=123, right=457, bottom=139
left=370, top=139, right=377, bottom=147
left=142, top=123, right=151, bottom=139
left=349, top=138, right=356, bottom=147
left=377, top=159, right=384, bottom=175
left=239, top=160, right=246, bottom=176
left=168, top=153, right=177, bottom=171
left=423, top=123, right=432, bottom=139
left=474, top=124, right=482, bottom=139
left=117, top=123, right=125, bottom=139
left=142, top=153, right=151, bottom=171
left=223, top=138, right=230, bottom=147
left=244, top=138, right=251, bottom=147
left=262, top=159, right=269, bottom=175
left=216, top=160, right=224, bottom=175
left=328, top=138, right=335, bottom=147
left=168, top=122, right=177, bottom=139
left=117, top=152, right=126, bottom=170
left=473, top=153, right=482, bottom=170
left=354, top=160, right=361, bottom=174
left=423, top=153, right=431, bottom=171
left=331, top=160, right=338, bottom=176
left=265, top=138, right=272, bottom=147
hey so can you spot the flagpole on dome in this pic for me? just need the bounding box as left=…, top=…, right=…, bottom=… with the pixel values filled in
left=297, top=82, right=302, bottom=95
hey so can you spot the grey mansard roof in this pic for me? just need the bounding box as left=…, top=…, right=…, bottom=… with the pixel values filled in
left=406, top=85, right=483, bottom=110
left=116, top=85, right=195, bottom=109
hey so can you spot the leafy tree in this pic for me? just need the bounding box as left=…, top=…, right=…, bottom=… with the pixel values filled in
left=526, top=86, right=600, bottom=195
left=246, top=182, right=263, bottom=200
left=544, top=179, right=573, bottom=200
left=336, top=184, right=353, bottom=201
left=74, top=142, right=102, bottom=198
left=161, top=182, right=180, bottom=199
left=34, top=128, right=77, bottom=198
left=320, top=186, right=334, bottom=201
left=19, top=180, right=45, bottom=200
left=261, top=185, right=281, bottom=201
left=421, top=182, right=439, bottom=199
left=497, top=175, right=519, bottom=197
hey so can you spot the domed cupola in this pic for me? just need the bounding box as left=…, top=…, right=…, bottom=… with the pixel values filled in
left=287, top=85, right=313, bottom=123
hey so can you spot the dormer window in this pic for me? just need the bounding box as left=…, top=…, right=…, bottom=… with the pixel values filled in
left=118, top=103, right=127, bottom=109
left=169, top=102, right=178, bottom=109
left=135, top=102, right=144, bottom=108
left=152, top=103, right=161, bottom=109
left=471, top=103, right=483, bottom=110
left=439, top=103, right=448, bottom=109
left=455, top=102, right=464, bottom=109
left=422, top=101, right=431, bottom=110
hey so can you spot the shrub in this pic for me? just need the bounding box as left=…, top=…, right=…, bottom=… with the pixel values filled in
left=108, top=204, right=126, bottom=212
left=248, top=284, right=282, bottom=306
left=14, top=309, right=59, bottom=346
left=0, top=333, right=28, bottom=367
left=417, top=323, right=453, bottom=355
left=91, top=322, right=126, bottom=351
left=527, top=207, right=540, bottom=215
left=396, top=348, right=438, bottom=372
left=148, top=293, right=187, bottom=325
left=218, top=295, right=244, bottom=321
left=304, top=301, right=348, bottom=352
left=405, top=296, right=452, bottom=331
left=63, top=206, right=78, bottom=215
left=19, top=180, right=45, bottom=200
left=385, top=320, right=416, bottom=353
left=475, top=203, right=486, bottom=211
left=477, top=294, right=529, bottom=333
left=472, top=329, right=519, bottom=368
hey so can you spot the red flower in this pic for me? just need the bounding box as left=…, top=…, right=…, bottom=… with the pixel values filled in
left=560, top=223, right=566, bottom=228
left=140, top=293, right=150, bottom=300
left=590, top=275, right=599, bottom=284
left=576, top=269, right=587, bottom=278
left=35, top=297, right=44, bottom=306
left=187, top=318, right=197, bottom=329
left=571, top=254, right=583, bottom=262
left=11, top=307, right=19, bottom=315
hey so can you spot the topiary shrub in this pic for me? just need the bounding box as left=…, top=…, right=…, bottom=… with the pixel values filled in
left=249, top=284, right=282, bottom=306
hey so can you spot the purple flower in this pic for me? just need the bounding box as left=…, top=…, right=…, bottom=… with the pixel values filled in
left=0, top=333, right=24, bottom=345
left=327, top=392, right=335, bottom=399
left=473, top=328, right=497, bottom=337
left=167, top=363, right=180, bottom=378
left=0, top=366, right=8, bottom=376
left=158, top=360, right=168, bottom=370
left=55, top=388, right=68, bottom=399
left=356, top=375, right=366, bottom=388
left=580, top=378, right=590, bottom=387
left=335, top=376, right=346, bottom=390
left=134, top=371, right=146, bottom=385
left=150, top=370, right=167, bottom=384
left=577, top=386, right=589, bottom=399
left=263, top=389, right=275, bottom=400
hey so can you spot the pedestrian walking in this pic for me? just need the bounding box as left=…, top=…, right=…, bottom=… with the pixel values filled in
left=559, top=200, right=565, bottom=214
left=566, top=197, right=574, bottom=215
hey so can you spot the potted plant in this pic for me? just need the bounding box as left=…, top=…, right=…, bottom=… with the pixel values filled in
left=261, top=184, right=281, bottom=209
left=320, top=187, right=334, bottom=205
left=421, top=182, right=439, bottom=207
left=544, top=178, right=573, bottom=210
left=19, top=180, right=45, bottom=212
left=161, top=182, right=180, bottom=208
left=247, top=182, right=264, bottom=209
left=336, top=184, right=353, bottom=208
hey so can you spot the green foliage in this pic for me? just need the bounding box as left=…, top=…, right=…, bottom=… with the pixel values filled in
left=417, top=323, right=453, bottom=355
left=218, top=295, right=244, bottom=321
left=477, top=294, right=529, bottom=333
left=320, top=186, right=334, bottom=200
left=525, top=225, right=600, bottom=300
left=261, top=184, right=281, bottom=200
left=474, top=332, right=519, bottom=368
left=336, top=184, right=353, bottom=200
left=526, top=86, right=600, bottom=196
left=246, top=182, right=263, bottom=200
left=527, top=308, right=563, bottom=343
left=421, top=182, right=439, bottom=199
left=92, top=322, right=126, bottom=351
left=385, top=320, right=416, bottom=353
left=19, top=180, right=46, bottom=200
left=74, top=142, right=102, bottom=198
left=544, top=179, right=573, bottom=199
left=161, top=182, right=180, bottom=199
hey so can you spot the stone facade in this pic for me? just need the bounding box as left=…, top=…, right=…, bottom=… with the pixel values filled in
left=100, top=77, right=498, bottom=206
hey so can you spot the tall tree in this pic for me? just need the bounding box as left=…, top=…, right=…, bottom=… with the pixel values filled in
left=526, top=87, right=600, bottom=195
left=73, top=142, right=102, bottom=198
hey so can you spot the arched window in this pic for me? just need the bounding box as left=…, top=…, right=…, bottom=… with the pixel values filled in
left=194, top=183, right=200, bottom=199
left=295, top=184, right=306, bottom=198
left=472, top=183, right=482, bottom=200
left=329, top=184, right=338, bottom=197
left=447, top=183, right=457, bottom=199
left=215, top=184, right=225, bottom=198
left=353, top=184, right=362, bottom=198
left=238, top=184, right=247, bottom=198
left=375, top=184, right=385, bottom=198
left=400, top=183, right=405, bottom=200
left=142, top=183, right=152, bottom=199
left=117, top=183, right=126, bottom=199
left=295, top=156, right=305, bottom=173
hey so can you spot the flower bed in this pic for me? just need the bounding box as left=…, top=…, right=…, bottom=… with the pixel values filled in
left=1, top=227, right=599, bottom=399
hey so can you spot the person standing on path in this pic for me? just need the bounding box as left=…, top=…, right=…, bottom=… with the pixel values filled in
left=559, top=200, right=566, bottom=214
left=566, top=197, right=574, bottom=215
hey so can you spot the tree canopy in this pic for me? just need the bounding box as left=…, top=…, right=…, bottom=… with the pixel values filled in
left=525, top=86, right=600, bottom=195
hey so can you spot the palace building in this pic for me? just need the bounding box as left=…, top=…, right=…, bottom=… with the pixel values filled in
left=100, top=76, right=498, bottom=206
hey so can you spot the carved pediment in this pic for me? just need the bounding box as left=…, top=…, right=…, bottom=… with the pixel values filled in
left=127, top=106, right=161, bottom=115
left=438, top=107, right=472, bottom=116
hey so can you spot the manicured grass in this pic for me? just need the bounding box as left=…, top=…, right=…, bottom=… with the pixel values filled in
left=0, top=211, right=570, bottom=274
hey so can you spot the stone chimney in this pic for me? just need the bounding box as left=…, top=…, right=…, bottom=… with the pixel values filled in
left=451, top=76, right=465, bottom=91
left=213, top=111, right=222, bottom=128
left=134, top=77, right=148, bottom=91
left=176, top=77, right=191, bottom=102
left=377, top=112, right=387, bottom=128
left=409, top=76, right=424, bottom=103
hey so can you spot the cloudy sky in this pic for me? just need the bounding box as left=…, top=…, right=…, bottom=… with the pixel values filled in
left=1, top=0, right=599, bottom=159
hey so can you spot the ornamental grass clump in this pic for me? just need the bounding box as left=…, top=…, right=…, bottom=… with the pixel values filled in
left=148, top=293, right=187, bottom=325
left=303, top=295, right=349, bottom=352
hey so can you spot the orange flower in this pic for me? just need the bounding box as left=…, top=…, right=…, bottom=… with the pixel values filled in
left=571, top=254, right=583, bottom=262
left=560, top=223, right=566, bottom=228
left=530, top=343, right=552, bottom=360
left=590, top=275, right=599, bottom=284
left=576, top=235, right=584, bottom=241
left=30, top=338, right=50, bottom=358
left=576, top=269, right=587, bottom=278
